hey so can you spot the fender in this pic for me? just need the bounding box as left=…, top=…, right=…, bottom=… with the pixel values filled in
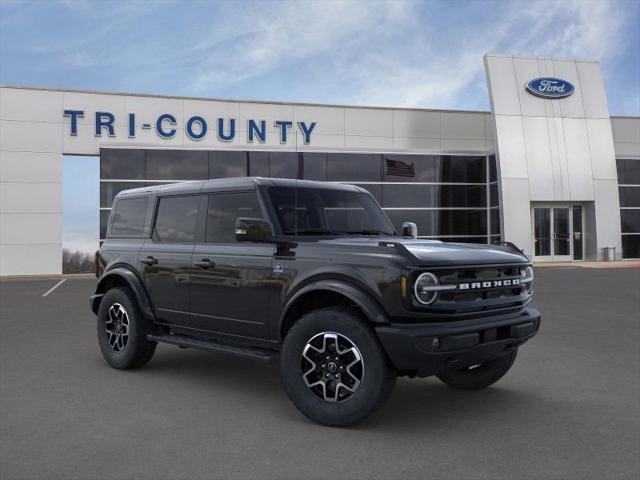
left=91, top=267, right=155, bottom=321
left=279, top=279, right=389, bottom=336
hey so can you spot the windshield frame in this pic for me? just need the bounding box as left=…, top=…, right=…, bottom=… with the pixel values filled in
left=261, top=184, right=397, bottom=238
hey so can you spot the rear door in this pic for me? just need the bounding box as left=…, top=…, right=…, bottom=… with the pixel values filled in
left=139, top=194, right=204, bottom=326
left=189, top=190, right=274, bottom=340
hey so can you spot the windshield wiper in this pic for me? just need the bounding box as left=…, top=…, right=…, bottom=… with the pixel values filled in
left=284, top=229, right=392, bottom=236
left=345, top=230, right=389, bottom=235
left=285, top=229, right=343, bottom=235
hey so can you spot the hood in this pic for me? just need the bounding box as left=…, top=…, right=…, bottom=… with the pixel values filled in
left=316, top=237, right=529, bottom=266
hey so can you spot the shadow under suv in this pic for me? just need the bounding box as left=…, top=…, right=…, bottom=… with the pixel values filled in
left=91, top=177, right=540, bottom=426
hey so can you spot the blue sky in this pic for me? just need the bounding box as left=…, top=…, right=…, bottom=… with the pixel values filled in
left=1, top=0, right=639, bottom=252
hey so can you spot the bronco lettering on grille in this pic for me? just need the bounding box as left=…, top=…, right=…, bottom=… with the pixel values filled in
left=458, top=278, right=521, bottom=290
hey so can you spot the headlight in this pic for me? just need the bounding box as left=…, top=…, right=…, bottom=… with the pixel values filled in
left=414, top=272, right=440, bottom=305
left=521, top=266, right=534, bottom=292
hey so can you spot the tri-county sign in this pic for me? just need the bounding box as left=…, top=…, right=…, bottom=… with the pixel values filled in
left=63, top=110, right=317, bottom=144
left=525, top=77, right=575, bottom=99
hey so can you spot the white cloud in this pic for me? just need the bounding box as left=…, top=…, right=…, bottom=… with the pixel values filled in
left=187, top=1, right=415, bottom=92
left=11, top=0, right=636, bottom=112
left=330, top=0, right=629, bottom=108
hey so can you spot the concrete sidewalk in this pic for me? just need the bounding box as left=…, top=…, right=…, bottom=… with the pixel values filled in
left=534, top=260, right=640, bottom=268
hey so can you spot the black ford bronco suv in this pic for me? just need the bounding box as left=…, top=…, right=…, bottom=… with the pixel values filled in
left=91, top=177, right=540, bottom=426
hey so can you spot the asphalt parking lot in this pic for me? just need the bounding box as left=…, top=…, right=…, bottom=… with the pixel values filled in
left=1, top=267, right=639, bottom=480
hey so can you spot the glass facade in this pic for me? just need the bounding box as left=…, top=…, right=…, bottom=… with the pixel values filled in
left=100, top=149, right=502, bottom=244
left=617, top=158, right=640, bottom=258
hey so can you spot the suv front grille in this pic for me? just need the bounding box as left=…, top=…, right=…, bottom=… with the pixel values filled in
left=418, top=265, right=532, bottom=316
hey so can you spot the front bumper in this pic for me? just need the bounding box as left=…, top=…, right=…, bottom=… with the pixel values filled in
left=375, top=308, right=541, bottom=377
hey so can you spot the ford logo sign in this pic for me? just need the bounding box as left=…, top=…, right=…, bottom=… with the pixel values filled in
left=526, top=77, right=575, bottom=99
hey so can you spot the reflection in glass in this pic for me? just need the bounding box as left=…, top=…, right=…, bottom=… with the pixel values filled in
left=206, top=192, right=262, bottom=243
left=353, top=184, right=382, bottom=203
left=616, top=158, right=640, bottom=185
left=110, top=197, right=148, bottom=237
left=438, top=156, right=485, bottom=183
left=100, top=149, right=146, bottom=179
left=268, top=187, right=394, bottom=236
left=489, top=155, right=497, bottom=182
left=327, top=154, right=381, bottom=181
left=534, top=208, right=551, bottom=256
left=209, top=151, right=247, bottom=178
left=147, top=150, right=208, bottom=180
left=553, top=208, right=570, bottom=256
left=100, top=210, right=111, bottom=239
left=269, top=152, right=298, bottom=178
left=384, top=209, right=487, bottom=236
left=382, top=184, right=427, bottom=208
left=382, top=184, right=486, bottom=208
left=621, top=210, right=640, bottom=233
left=619, top=186, right=640, bottom=207
left=383, top=154, right=436, bottom=182
left=154, top=195, right=200, bottom=243
left=100, top=182, right=146, bottom=208
left=490, top=209, right=501, bottom=235
left=302, top=153, right=327, bottom=181
left=622, top=235, right=640, bottom=258
left=248, top=152, right=269, bottom=177
left=572, top=206, right=583, bottom=260
left=490, top=184, right=499, bottom=206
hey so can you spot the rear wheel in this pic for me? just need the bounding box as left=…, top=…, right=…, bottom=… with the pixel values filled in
left=97, top=287, right=157, bottom=369
left=280, top=307, right=396, bottom=426
left=435, top=349, right=517, bottom=390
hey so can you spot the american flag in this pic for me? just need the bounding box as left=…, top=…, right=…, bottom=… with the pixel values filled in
left=385, top=158, right=415, bottom=177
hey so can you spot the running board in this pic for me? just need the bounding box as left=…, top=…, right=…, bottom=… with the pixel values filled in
left=147, top=333, right=278, bottom=363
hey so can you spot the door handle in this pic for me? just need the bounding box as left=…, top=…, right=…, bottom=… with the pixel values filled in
left=141, top=256, right=158, bottom=266
left=193, top=259, right=215, bottom=269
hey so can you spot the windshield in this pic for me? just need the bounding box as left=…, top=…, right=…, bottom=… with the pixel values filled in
left=267, top=186, right=396, bottom=236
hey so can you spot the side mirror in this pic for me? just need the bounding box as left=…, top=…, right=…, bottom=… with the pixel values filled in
left=235, top=217, right=274, bottom=242
left=402, top=222, right=418, bottom=239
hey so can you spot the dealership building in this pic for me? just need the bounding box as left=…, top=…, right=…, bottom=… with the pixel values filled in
left=1, top=53, right=639, bottom=275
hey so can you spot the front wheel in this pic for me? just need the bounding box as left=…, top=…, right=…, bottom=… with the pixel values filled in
left=435, top=349, right=518, bottom=390
left=280, top=307, right=396, bottom=427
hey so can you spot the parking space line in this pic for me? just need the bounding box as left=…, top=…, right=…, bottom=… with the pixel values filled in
left=42, top=279, right=67, bottom=297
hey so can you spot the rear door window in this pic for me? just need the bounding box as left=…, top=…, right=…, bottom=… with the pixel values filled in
left=109, top=197, right=148, bottom=237
left=205, top=191, right=262, bottom=243
left=153, top=195, right=201, bottom=243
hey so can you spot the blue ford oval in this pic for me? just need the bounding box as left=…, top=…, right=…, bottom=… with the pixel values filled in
left=526, top=77, right=575, bottom=98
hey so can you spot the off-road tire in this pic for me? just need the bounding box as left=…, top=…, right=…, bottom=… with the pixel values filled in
left=97, top=287, right=157, bottom=370
left=436, top=348, right=518, bottom=390
left=281, top=306, right=396, bottom=427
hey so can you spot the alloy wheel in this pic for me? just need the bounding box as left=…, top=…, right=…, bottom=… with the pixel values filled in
left=301, top=332, right=364, bottom=402
left=105, top=303, right=130, bottom=352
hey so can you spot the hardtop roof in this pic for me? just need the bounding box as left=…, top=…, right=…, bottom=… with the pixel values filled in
left=115, top=177, right=364, bottom=199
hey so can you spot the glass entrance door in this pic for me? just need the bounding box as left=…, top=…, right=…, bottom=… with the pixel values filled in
left=534, top=208, right=552, bottom=261
left=533, top=205, right=583, bottom=261
left=552, top=207, right=571, bottom=261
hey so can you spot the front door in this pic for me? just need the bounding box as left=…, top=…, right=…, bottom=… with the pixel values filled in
left=189, top=191, right=273, bottom=340
left=533, top=205, right=583, bottom=262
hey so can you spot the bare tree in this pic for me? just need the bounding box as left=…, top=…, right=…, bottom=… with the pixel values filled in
left=62, top=248, right=95, bottom=274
